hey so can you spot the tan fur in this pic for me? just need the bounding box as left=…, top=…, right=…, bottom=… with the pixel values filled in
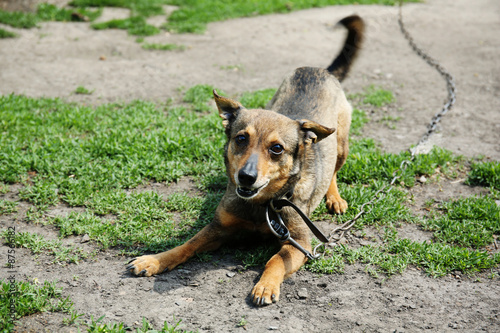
left=127, top=14, right=364, bottom=306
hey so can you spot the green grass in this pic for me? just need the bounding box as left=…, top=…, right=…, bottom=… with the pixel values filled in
left=239, top=88, right=277, bottom=109
left=421, top=196, right=500, bottom=248
left=311, top=181, right=415, bottom=228
left=141, top=42, right=185, bottom=51
left=0, top=3, right=101, bottom=29
left=340, top=138, right=461, bottom=187
left=361, top=84, right=395, bottom=107
left=86, top=316, right=193, bottom=332
left=91, top=16, right=160, bottom=36
left=46, top=190, right=221, bottom=254
left=0, top=9, right=38, bottom=28
left=0, top=280, right=74, bottom=332
left=74, top=85, right=94, bottom=95
left=0, top=0, right=420, bottom=43
left=0, top=27, right=17, bottom=38
left=0, top=200, right=18, bottom=215
left=163, top=0, right=419, bottom=33
left=0, top=183, right=9, bottom=194
left=387, top=238, right=500, bottom=277
left=308, top=227, right=500, bottom=277
left=0, top=279, right=191, bottom=332
left=0, top=94, right=225, bottom=202
left=350, top=108, right=369, bottom=136
left=183, top=84, right=219, bottom=112
left=0, top=0, right=419, bottom=38
left=466, top=161, right=500, bottom=190
left=3, top=230, right=96, bottom=263
left=70, top=0, right=169, bottom=17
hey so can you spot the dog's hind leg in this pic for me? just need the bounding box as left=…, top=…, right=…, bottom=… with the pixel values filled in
left=325, top=169, right=348, bottom=214
left=326, top=105, right=350, bottom=214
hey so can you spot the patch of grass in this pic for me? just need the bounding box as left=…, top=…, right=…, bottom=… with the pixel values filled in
left=73, top=0, right=168, bottom=36
left=141, top=42, right=185, bottom=51
left=0, top=280, right=73, bottom=332
left=0, top=27, right=17, bottom=38
left=311, top=181, right=415, bottom=228
left=92, top=16, right=160, bottom=36
left=0, top=200, right=18, bottom=215
left=36, top=3, right=102, bottom=22
left=70, top=0, right=169, bottom=17
left=0, top=279, right=189, bottom=332
left=0, top=94, right=225, bottom=204
left=310, top=229, right=500, bottom=277
left=2, top=231, right=96, bottom=264
left=421, top=196, right=500, bottom=248
left=74, top=85, right=94, bottom=95
left=18, top=177, right=59, bottom=209
left=183, top=84, right=218, bottom=112
left=239, top=88, right=277, bottom=109
left=440, top=195, right=499, bottom=222
left=0, top=3, right=101, bottom=29
left=87, top=315, right=193, bottom=332
left=0, top=9, right=38, bottom=28
left=42, top=190, right=221, bottom=255
left=362, top=85, right=394, bottom=107
left=163, top=0, right=419, bottom=33
left=387, top=238, right=500, bottom=277
left=306, top=249, right=345, bottom=274
left=350, top=108, right=369, bottom=136
left=236, top=316, right=248, bottom=328
left=466, top=161, right=500, bottom=190
left=340, top=138, right=461, bottom=187
left=0, top=183, right=8, bottom=194
left=380, top=115, right=401, bottom=129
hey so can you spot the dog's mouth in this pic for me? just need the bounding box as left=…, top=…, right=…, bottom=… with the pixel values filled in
left=235, top=181, right=269, bottom=200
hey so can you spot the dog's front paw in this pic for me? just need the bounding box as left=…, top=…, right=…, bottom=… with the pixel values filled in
left=326, top=196, right=348, bottom=214
left=251, top=279, right=280, bottom=306
left=126, top=255, right=162, bottom=277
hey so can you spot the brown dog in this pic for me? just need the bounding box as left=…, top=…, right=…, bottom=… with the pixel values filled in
left=127, top=15, right=364, bottom=306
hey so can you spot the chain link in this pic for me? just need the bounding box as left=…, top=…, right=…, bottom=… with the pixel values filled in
left=312, top=1, right=457, bottom=258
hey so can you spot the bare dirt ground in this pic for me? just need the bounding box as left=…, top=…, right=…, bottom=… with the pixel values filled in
left=1, top=0, right=499, bottom=332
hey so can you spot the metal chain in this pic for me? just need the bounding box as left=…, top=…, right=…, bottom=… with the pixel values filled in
left=312, top=1, right=457, bottom=257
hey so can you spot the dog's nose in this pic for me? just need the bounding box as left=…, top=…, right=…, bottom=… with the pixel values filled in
left=238, top=169, right=257, bottom=186
left=238, top=154, right=258, bottom=186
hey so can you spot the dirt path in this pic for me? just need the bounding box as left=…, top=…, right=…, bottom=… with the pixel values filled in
left=1, top=0, right=500, bottom=332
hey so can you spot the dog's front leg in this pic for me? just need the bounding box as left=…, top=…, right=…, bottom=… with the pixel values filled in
left=251, top=237, right=310, bottom=306
left=127, top=206, right=241, bottom=277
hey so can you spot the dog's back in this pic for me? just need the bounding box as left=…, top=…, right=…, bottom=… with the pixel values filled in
left=267, top=15, right=364, bottom=214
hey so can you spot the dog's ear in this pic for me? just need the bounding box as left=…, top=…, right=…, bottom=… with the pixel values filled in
left=299, top=119, right=336, bottom=144
left=213, top=90, right=244, bottom=128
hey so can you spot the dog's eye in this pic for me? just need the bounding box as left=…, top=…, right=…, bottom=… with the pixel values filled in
left=235, top=135, right=247, bottom=145
left=269, top=144, right=284, bottom=155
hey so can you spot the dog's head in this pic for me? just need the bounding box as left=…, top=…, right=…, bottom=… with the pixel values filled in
left=214, top=90, right=335, bottom=204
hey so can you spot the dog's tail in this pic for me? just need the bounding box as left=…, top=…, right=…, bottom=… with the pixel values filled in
left=327, top=15, right=365, bottom=82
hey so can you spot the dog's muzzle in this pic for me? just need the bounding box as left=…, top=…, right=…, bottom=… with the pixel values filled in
left=235, top=181, right=268, bottom=199
left=235, top=154, right=267, bottom=199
